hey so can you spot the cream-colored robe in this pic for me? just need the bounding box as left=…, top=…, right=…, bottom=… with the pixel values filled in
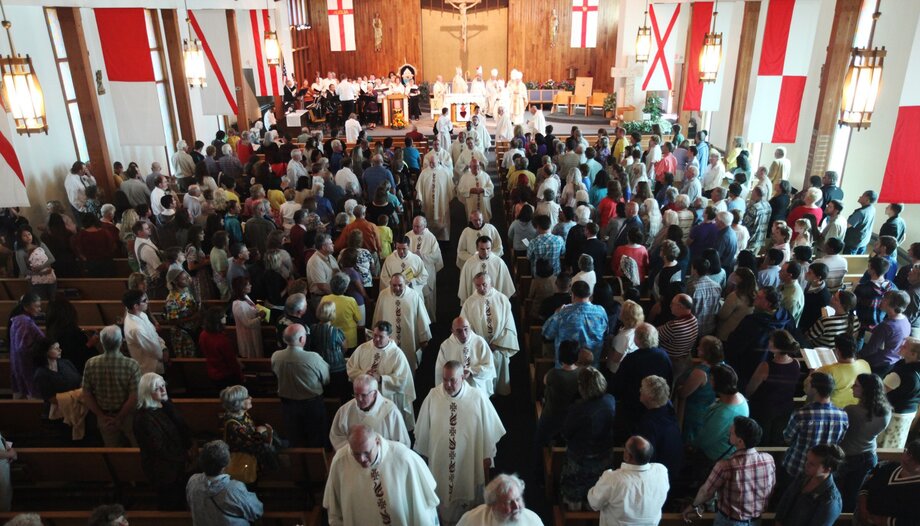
left=346, top=340, right=417, bottom=431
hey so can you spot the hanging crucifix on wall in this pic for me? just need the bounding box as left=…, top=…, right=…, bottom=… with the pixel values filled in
left=445, top=0, right=482, bottom=52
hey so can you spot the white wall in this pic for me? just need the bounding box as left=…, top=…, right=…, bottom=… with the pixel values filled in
left=0, top=0, right=290, bottom=226
left=840, top=0, right=920, bottom=235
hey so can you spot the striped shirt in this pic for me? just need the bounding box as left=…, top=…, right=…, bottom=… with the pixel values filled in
left=806, top=314, right=861, bottom=348
left=782, top=402, right=849, bottom=476
left=659, top=314, right=699, bottom=359
left=690, top=276, right=722, bottom=336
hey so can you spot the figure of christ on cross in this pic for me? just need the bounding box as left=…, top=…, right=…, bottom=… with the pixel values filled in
left=446, top=0, right=482, bottom=52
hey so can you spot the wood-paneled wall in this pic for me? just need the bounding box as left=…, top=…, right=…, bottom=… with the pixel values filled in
left=303, top=0, right=422, bottom=81
left=507, top=0, right=618, bottom=92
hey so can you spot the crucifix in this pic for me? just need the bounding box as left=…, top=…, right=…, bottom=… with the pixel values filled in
left=445, top=0, right=482, bottom=52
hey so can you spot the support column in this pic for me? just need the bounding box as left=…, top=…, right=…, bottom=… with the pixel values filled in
left=162, top=9, right=196, bottom=146
left=805, top=0, right=862, bottom=180
left=227, top=10, right=250, bottom=129
left=56, top=7, right=115, bottom=201
left=726, top=1, right=761, bottom=150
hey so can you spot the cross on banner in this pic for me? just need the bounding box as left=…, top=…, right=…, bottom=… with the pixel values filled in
left=641, top=3, right=680, bottom=91
left=570, top=0, right=599, bottom=48
left=327, top=0, right=356, bottom=52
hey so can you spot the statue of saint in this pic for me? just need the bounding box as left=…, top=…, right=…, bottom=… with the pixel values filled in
left=373, top=13, right=383, bottom=52
left=550, top=9, right=559, bottom=47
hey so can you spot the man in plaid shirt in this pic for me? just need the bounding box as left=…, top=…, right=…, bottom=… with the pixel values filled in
left=782, top=372, right=849, bottom=477
left=526, top=214, right=565, bottom=275
left=683, top=417, right=776, bottom=525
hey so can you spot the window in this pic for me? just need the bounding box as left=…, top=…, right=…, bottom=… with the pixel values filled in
left=146, top=10, right=179, bottom=168
left=44, top=8, right=89, bottom=161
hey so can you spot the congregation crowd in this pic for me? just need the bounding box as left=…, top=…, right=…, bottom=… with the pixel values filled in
left=0, top=114, right=918, bottom=526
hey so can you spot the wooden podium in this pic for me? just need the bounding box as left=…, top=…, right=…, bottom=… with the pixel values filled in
left=382, top=94, right=408, bottom=127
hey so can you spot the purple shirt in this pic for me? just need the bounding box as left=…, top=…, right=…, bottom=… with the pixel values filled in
left=861, top=316, right=911, bottom=369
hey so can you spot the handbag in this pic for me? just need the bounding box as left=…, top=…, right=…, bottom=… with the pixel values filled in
left=223, top=418, right=258, bottom=484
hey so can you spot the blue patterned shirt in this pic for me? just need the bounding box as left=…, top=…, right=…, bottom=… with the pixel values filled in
left=527, top=232, right=565, bottom=275
left=543, top=301, right=609, bottom=367
left=782, top=402, right=849, bottom=476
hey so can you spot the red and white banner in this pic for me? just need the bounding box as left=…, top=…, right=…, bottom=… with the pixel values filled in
left=880, top=19, right=920, bottom=203
left=190, top=10, right=238, bottom=116
left=94, top=8, right=165, bottom=146
left=747, top=0, right=821, bottom=143
left=327, top=0, right=356, bottom=52
left=570, top=0, right=599, bottom=48
left=682, top=1, right=735, bottom=112
left=237, top=9, right=281, bottom=97
left=0, top=113, right=28, bottom=208
left=641, top=3, right=681, bottom=92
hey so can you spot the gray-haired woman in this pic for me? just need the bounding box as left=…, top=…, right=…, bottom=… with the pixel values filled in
left=219, top=385, right=281, bottom=474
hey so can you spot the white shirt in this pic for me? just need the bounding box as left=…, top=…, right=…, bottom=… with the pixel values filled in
left=588, top=463, right=670, bottom=526
left=150, top=187, right=167, bottom=216
left=336, top=81, right=356, bottom=101
left=124, top=311, right=165, bottom=375
left=344, top=118, right=362, bottom=144
left=334, top=167, right=360, bottom=191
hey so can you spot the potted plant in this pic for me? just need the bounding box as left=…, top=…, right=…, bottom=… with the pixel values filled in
left=643, top=95, right=664, bottom=121
left=603, top=93, right=617, bottom=119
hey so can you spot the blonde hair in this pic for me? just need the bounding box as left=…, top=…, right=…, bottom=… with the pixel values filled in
left=127, top=272, right=147, bottom=291
left=619, top=300, right=645, bottom=329
left=805, top=187, right=822, bottom=205
left=317, top=300, right=337, bottom=322
left=641, top=375, right=670, bottom=407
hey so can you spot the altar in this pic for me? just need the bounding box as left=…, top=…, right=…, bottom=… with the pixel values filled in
left=440, top=93, right=486, bottom=122
left=381, top=93, right=409, bottom=127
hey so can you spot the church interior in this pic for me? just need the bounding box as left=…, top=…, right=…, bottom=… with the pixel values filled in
left=0, top=0, right=919, bottom=524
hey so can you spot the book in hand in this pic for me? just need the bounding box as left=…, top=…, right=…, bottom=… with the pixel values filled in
left=802, top=347, right=837, bottom=369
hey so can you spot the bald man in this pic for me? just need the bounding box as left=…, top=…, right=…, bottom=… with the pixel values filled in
left=324, top=425, right=439, bottom=525
left=271, top=324, right=330, bottom=447
left=456, top=210, right=504, bottom=269
left=461, top=273, right=519, bottom=396
left=407, top=216, right=445, bottom=317
left=435, top=317, right=496, bottom=396
left=457, top=158, right=494, bottom=222
left=372, top=274, right=431, bottom=372
left=415, top=157, right=454, bottom=240
left=588, top=435, right=669, bottom=525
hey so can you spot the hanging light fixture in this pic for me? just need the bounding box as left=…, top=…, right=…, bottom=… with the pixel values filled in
left=0, top=0, right=46, bottom=135
left=635, top=0, right=652, bottom=63
left=699, top=1, right=723, bottom=83
left=264, top=0, right=281, bottom=66
left=839, top=0, right=885, bottom=130
left=182, top=0, right=206, bottom=88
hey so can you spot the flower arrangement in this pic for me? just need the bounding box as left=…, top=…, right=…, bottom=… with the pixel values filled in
left=390, top=110, right=406, bottom=129
left=524, top=79, right=575, bottom=92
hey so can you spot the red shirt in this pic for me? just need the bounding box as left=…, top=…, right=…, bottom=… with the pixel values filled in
left=237, top=142, right=254, bottom=164
left=199, top=330, right=243, bottom=382
left=613, top=244, right=650, bottom=284
left=597, top=196, right=619, bottom=229
left=657, top=153, right=677, bottom=183
left=786, top=205, right=824, bottom=240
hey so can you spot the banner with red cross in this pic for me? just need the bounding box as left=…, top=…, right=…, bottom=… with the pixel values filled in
left=327, top=0, right=356, bottom=52
left=570, top=0, right=599, bottom=48
left=641, top=2, right=681, bottom=91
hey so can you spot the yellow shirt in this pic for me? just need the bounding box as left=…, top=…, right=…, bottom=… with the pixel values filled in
left=816, top=359, right=872, bottom=409
left=612, top=136, right=628, bottom=163
left=506, top=168, right=536, bottom=191
left=321, top=294, right=361, bottom=348
left=267, top=189, right=286, bottom=211
left=377, top=226, right=393, bottom=259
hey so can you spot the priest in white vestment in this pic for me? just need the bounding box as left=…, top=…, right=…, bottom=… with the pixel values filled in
left=458, top=237, right=515, bottom=303
left=457, top=159, right=494, bottom=223
left=526, top=105, right=546, bottom=136
left=494, top=106, right=513, bottom=142
left=435, top=108, right=454, bottom=153
left=457, top=474, right=543, bottom=525
left=324, top=425, right=439, bottom=526
left=456, top=138, right=489, bottom=186
left=424, top=137, right=454, bottom=172
left=506, top=70, right=528, bottom=125
left=456, top=210, right=504, bottom=269
left=484, top=69, right=501, bottom=117
left=416, top=157, right=454, bottom=241
left=460, top=273, right=520, bottom=396
left=346, top=322, right=417, bottom=430
left=415, top=361, right=506, bottom=525
left=452, top=67, right=468, bottom=94
left=451, top=131, right=469, bottom=165
left=432, top=75, right=448, bottom=114
left=469, top=115, right=493, bottom=152
left=470, top=72, right=487, bottom=99
left=379, top=238, right=429, bottom=292
left=373, top=275, right=431, bottom=371
left=407, top=216, right=445, bottom=318
left=435, top=317, right=496, bottom=396
left=329, top=375, right=410, bottom=450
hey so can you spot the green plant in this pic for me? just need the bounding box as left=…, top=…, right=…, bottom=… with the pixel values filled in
left=602, top=93, right=617, bottom=112
left=620, top=117, right=672, bottom=136
left=418, top=81, right=430, bottom=99
left=643, top=95, right=664, bottom=121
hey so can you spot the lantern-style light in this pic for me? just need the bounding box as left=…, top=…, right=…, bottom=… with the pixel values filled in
left=699, top=4, right=723, bottom=83
left=183, top=0, right=207, bottom=88
left=0, top=0, right=47, bottom=135
left=839, top=1, right=885, bottom=130
left=635, top=0, right=651, bottom=63
left=264, top=30, right=281, bottom=66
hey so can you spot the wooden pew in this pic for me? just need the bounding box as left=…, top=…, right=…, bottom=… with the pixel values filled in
left=552, top=510, right=854, bottom=526
left=0, top=511, right=322, bottom=526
